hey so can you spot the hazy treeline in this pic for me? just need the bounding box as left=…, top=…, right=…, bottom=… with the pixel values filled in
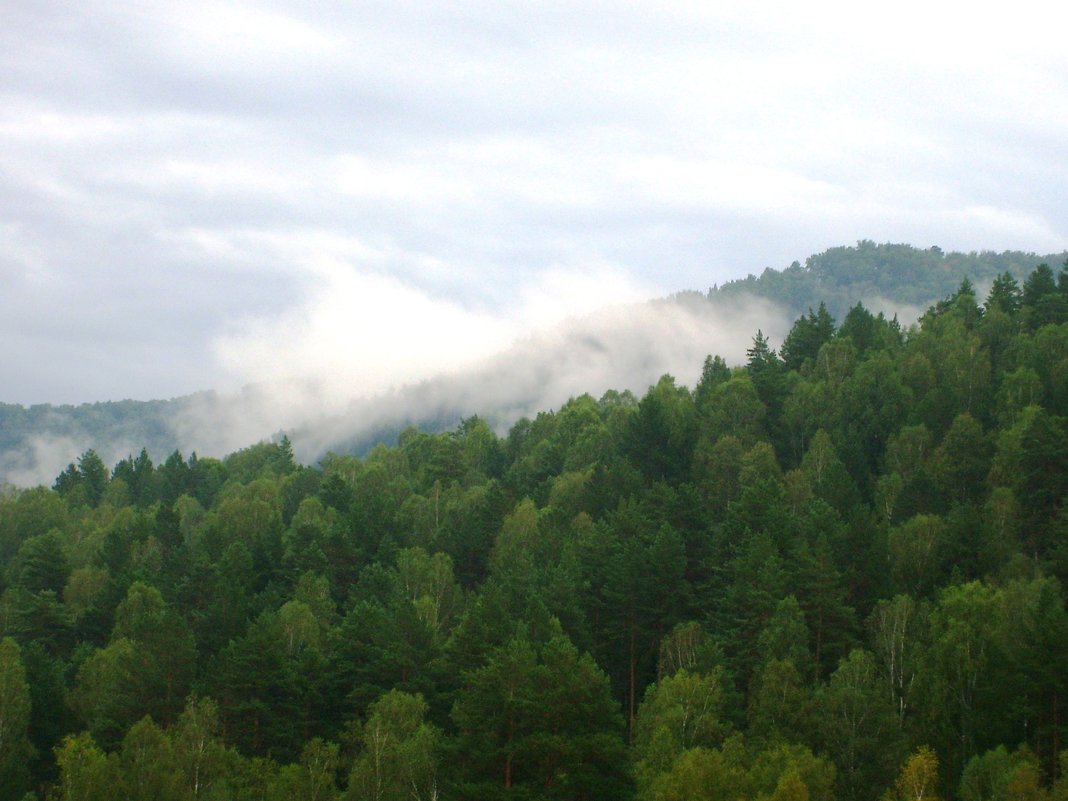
left=3, top=261, right=1068, bottom=800
left=5, top=242, right=1065, bottom=492
left=712, top=240, right=1066, bottom=320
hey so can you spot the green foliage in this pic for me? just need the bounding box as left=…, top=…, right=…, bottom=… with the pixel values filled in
left=714, top=241, right=1061, bottom=321
left=819, top=649, right=902, bottom=800
left=451, top=623, right=629, bottom=799
left=6, top=256, right=1068, bottom=801
left=633, top=667, right=732, bottom=790
left=0, top=637, right=33, bottom=797
left=782, top=303, right=836, bottom=371
left=346, top=691, right=437, bottom=801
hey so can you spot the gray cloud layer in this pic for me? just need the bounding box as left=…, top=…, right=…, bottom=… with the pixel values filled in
left=3, top=2, right=1067, bottom=406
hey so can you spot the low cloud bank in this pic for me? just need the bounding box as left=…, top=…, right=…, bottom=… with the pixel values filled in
left=1, top=289, right=791, bottom=487
left=176, top=290, right=792, bottom=465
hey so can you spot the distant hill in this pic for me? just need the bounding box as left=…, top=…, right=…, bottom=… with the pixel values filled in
left=709, top=240, right=1065, bottom=320
left=3, top=242, right=1064, bottom=487
left=0, top=398, right=188, bottom=489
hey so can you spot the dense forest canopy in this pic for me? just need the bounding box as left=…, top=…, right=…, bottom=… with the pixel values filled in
left=3, top=258, right=1068, bottom=800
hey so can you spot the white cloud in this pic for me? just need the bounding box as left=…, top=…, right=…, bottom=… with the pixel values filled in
left=211, top=258, right=655, bottom=408
left=0, top=0, right=1066, bottom=406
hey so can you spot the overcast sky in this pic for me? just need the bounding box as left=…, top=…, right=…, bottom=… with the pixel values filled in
left=3, top=1, right=1067, bottom=406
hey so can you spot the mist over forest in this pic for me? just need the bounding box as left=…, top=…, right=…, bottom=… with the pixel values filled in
left=1, top=242, right=1060, bottom=489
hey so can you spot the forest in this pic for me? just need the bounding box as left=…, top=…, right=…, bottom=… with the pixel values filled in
left=709, top=241, right=1061, bottom=320
left=3, top=261, right=1068, bottom=801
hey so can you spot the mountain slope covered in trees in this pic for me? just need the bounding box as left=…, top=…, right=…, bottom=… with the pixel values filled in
left=3, top=257, right=1068, bottom=800
left=4, top=242, right=1065, bottom=490
left=711, top=240, right=1064, bottom=320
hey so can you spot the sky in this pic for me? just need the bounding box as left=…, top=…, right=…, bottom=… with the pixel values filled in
left=3, top=1, right=1067, bottom=407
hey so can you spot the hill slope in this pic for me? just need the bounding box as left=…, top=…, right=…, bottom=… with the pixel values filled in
left=3, top=242, right=1063, bottom=487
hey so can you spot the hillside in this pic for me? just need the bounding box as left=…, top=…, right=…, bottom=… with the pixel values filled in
left=711, top=241, right=1065, bottom=320
left=2, top=261, right=1068, bottom=799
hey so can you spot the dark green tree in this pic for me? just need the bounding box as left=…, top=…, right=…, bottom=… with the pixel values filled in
left=819, top=649, right=902, bottom=801
left=0, top=637, right=33, bottom=798
left=781, top=303, right=836, bottom=371
left=451, top=623, right=629, bottom=800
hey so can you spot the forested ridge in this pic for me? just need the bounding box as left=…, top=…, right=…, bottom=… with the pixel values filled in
left=4, top=242, right=1065, bottom=491
left=4, top=262, right=1068, bottom=801
left=710, top=241, right=1067, bottom=320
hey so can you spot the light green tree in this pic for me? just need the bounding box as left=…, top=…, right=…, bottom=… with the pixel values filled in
left=346, top=691, right=439, bottom=801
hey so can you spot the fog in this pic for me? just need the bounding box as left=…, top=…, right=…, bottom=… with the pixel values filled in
left=181, top=289, right=792, bottom=464
left=0, top=287, right=791, bottom=488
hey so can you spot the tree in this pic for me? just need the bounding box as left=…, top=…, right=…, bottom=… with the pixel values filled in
left=694, top=355, right=731, bottom=410
left=643, top=743, right=749, bottom=801
left=799, top=430, right=859, bottom=517
left=21, top=641, right=70, bottom=786
left=757, top=596, right=811, bottom=677
left=159, top=450, right=192, bottom=506
left=985, top=272, right=1022, bottom=317
left=702, top=377, right=768, bottom=447
left=868, top=594, right=924, bottom=723
left=718, top=530, right=787, bottom=686
left=928, top=413, right=990, bottom=508
left=792, top=523, right=857, bottom=679
left=693, top=434, right=745, bottom=522
left=276, top=737, right=339, bottom=801
left=111, top=581, right=196, bottom=727
left=68, top=638, right=139, bottom=748
left=632, top=668, right=732, bottom=790
left=210, top=611, right=302, bottom=759
left=990, top=578, right=1068, bottom=775
left=346, top=691, right=438, bottom=801
left=886, top=746, right=941, bottom=801
left=782, top=304, right=836, bottom=371
left=598, top=508, right=687, bottom=740
left=819, top=649, right=901, bottom=801
left=989, top=406, right=1068, bottom=556
left=960, top=745, right=1046, bottom=801
left=887, top=516, right=946, bottom=597
left=839, top=302, right=898, bottom=354
left=747, top=331, right=788, bottom=453
left=657, top=621, right=723, bottom=679
left=52, top=731, right=110, bottom=801
left=835, top=350, right=912, bottom=489
left=11, top=529, right=69, bottom=594
left=451, top=624, right=629, bottom=799
left=782, top=379, right=828, bottom=465
left=749, top=743, right=837, bottom=801
left=117, top=716, right=182, bottom=801
left=917, top=582, right=1000, bottom=780
left=326, top=578, right=440, bottom=731
left=0, top=637, right=32, bottom=798
left=394, top=547, right=462, bottom=644
left=748, top=658, right=815, bottom=746
left=114, top=448, right=160, bottom=509
left=622, top=376, right=697, bottom=485
left=54, top=450, right=109, bottom=508
left=1022, top=263, right=1067, bottom=331
left=171, top=696, right=229, bottom=801
left=995, top=368, right=1043, bottom=426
